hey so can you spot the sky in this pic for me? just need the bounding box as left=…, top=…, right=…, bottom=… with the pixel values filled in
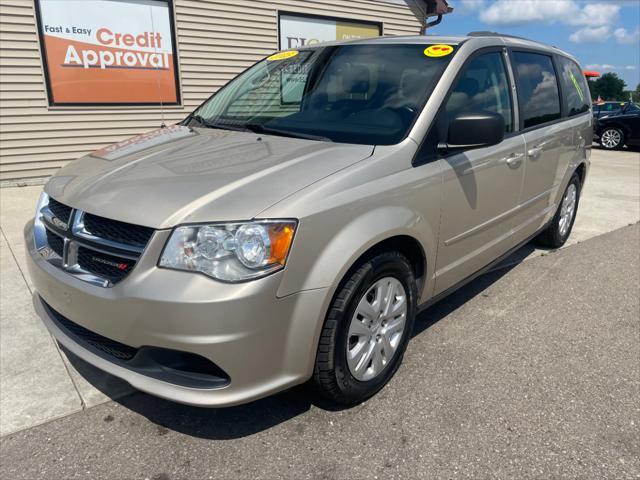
left=428, top=0, right=640, bottom=90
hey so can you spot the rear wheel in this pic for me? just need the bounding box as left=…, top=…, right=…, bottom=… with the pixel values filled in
left=599, top=127, right=624, bottom=150
left=312, top=251, right=417, bottom=405
left=535, top=173, right=581, bottom=248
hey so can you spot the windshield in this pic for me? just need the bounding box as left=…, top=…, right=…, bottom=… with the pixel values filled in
left=191, top=44, right=457, bottom=145
left=625, top=102, right=639, bottom=112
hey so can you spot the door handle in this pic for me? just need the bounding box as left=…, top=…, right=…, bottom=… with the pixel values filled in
left=503, top=152, right=524, bottom=168
left=527, top=146, right=543, bottom=159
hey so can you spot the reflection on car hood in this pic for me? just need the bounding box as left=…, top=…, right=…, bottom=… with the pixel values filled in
left=45, top=125, right=374, bottom=228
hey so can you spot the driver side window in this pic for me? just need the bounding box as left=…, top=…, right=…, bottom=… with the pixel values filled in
left=445, top=52, right=513, bottom=133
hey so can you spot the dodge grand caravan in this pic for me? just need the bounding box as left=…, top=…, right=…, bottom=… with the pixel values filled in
left=26, top=33, right=591, bottom=406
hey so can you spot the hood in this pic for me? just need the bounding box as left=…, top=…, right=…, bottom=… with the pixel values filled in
left=45, top=125, right=374, bottom=228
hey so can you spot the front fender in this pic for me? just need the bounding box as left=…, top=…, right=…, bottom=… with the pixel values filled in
left=263, top=139, right=442, bottom=302
left=275, top=205, right=439, bottom=381
left=278, top=205, right=437, bottom=302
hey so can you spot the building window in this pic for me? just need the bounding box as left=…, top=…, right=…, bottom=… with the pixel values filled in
left=278, top=12, right=382, bottom=50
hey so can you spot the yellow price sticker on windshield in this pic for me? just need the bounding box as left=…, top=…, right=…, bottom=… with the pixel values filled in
left=424, top=44, right=454, bottom=58
left=267, top=50, right=299, bottom=61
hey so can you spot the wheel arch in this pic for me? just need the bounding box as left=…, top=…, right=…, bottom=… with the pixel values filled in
left=574, top=161, right=587, bottom=189
left=278, top=207, right=436, bottom=381
left=277, top=205, right=437, bottom=301
left=337, top=234, right=427, bottom=295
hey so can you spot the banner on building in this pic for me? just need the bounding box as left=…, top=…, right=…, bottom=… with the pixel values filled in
left=35, top=0, right=180, bottom=106
left=279, top=13, right=382, bottom=50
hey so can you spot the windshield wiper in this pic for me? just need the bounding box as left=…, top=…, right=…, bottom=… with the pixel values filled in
left=244, top=123, right=333, bottom=142
left=186, top=115, right=249, bottom=132
left=187, top=117, right=331, bottom=141
left=186, top=114, right=210, bottom=127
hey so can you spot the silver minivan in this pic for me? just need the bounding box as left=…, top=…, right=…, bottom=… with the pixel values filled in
left=25, top=33, right=591, bottom=407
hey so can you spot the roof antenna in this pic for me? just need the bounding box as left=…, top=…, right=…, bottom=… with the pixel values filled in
left=421, top=0, right=453, bottom=34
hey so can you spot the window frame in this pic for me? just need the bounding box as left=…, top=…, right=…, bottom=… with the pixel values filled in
left=508, top=48, right=565, bottom=132
left=412, top=46, right=517, bottom=167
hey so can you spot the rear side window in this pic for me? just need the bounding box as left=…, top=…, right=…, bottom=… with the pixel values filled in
left=513, top=52, right=561, bottom=128
left=558, top=57, right=590, bottom=116
left=445, top=52, right=513, bottom=132
left=603, top=103, right=623, bottom=113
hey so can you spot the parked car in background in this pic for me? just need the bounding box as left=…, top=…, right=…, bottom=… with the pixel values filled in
left=25, top=33, right=591, bottom=407
left=594, top=102, right=640, bottom=150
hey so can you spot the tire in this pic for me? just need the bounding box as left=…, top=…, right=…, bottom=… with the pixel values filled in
left=599, top=127, right=624, bottom=150
left=312, top=251, right=417, bottom=405
left=535, top=173, right=581, bottom=248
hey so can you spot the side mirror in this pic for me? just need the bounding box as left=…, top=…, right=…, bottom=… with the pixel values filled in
left=447, top=111, right=505, bottom=150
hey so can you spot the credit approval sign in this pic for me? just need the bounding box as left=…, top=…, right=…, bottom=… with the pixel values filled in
left=35, top=0, right=180, bottom=105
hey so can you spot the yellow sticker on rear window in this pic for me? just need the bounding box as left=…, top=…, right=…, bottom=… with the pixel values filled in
left=267, top=50, right=299, bottom=61
left=424, top=44, right=454, bottom=58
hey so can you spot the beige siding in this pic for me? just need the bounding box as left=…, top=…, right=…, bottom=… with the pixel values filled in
left=0, top=0, right=423, bottom=181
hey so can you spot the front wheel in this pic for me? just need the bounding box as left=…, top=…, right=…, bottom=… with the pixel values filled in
left=599, top=127, right=624, bottom=150
left=312, top=251, right=417, bottom=405
left=535, top=173, right=581, bottom=248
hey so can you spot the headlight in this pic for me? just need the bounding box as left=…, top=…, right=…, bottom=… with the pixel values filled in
left=159, top=220, right=297, bottom=282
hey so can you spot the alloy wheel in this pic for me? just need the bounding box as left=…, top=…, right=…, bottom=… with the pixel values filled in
left=601, top=129, right=622, bottom=149
left=559, top=183, right=577, bottom=237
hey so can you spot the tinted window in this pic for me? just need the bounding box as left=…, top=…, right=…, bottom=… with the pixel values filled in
left=557, top=57, right=590, bottom=117
left=445, top=52, right=513, bottom=132
left=513, top=52, right=561, bottom=128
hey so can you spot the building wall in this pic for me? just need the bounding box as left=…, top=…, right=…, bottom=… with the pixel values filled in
left=0, top=0, right=424, bottom=182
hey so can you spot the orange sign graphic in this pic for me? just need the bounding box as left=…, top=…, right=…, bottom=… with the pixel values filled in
left=36, top=0, right=179, bottom=105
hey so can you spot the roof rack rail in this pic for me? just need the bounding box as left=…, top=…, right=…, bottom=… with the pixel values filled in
left=467, top=31, right=531, bottom=41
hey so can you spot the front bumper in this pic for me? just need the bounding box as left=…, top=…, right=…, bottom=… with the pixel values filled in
left=25, top=221, right=329, bottom=407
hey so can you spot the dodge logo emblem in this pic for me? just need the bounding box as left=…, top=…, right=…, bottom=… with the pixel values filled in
left=91, top=256, right=129, bottom=271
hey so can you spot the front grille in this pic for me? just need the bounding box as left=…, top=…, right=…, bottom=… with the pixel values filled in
left=47, top=197, right=72, bottom=225
left=77, top=247, right=135, bottom=283
left=45, top=302, right=137, bottom=361
left=45, top=229, right=65, bottom=257
left=38, top=198, right=154, bottom=287
left=83, top=213, right=153, bottom=249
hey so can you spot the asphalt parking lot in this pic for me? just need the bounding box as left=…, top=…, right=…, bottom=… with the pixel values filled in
left=1, top=148, right=639, bottom=479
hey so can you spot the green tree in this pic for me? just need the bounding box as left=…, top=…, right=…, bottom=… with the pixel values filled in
left=589, top=72, right=627, bottom=101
